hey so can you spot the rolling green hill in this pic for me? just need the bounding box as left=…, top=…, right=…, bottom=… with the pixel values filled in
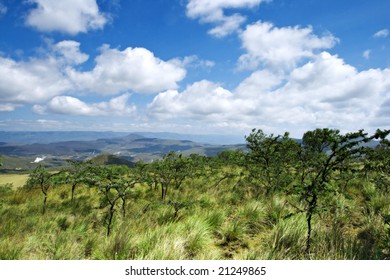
left=0, top=133, right=245, bottom=173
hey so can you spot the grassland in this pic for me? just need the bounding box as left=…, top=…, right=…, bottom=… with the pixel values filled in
left=1, top=127, right=389, bottom=260
left=0, top=174, right=29, bottom=189
left=0, top=165, right=389, bottom=260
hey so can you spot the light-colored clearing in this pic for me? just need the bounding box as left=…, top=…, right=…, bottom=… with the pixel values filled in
left=0, top=174, right=29, bottom=188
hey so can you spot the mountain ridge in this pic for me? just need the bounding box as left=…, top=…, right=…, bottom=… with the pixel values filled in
left=0, top=133, right=245, bottom=172
left=0, top=131, right=245, bottom=145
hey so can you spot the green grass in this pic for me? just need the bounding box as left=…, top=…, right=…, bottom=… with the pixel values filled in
left=0, top=166, right=389, bottom=260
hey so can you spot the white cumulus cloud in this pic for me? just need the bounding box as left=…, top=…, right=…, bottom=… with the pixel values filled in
left=0, top=41, right=186, bottom=111
left=0, top=40, right=89, bottom=105
left=186, top=0, right=268, bottom=37
left=33, top=94, right=136, bottom=116
left=148, top=52, right=390, bottom=136
left=238, top=21, right=338, bottom=71
left=0, top=56, right=71, bottom=104
left=52, top=40, right=89, bottom=65
left=25, top=0, right=108, bottom=35
left=67, top=45, right=186, bottom=95
left=148, top=80, right=255, bottom=121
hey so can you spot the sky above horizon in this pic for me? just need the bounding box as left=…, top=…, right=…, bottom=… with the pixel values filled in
left=0, top=0, right=389, bottom=138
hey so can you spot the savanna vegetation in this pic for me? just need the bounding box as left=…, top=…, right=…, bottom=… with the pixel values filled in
left=0, top=128, right=389, bottom=260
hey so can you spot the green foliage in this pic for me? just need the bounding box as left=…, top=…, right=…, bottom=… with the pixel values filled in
left=89, top=165, right=136, bottom=236
left=0, top=183, right=13, bottom=193
left=25, top=165, right=63, bottom=214
left=0, top=127, right=389, bottom=260
left=245, top=129, right=298, bottom=196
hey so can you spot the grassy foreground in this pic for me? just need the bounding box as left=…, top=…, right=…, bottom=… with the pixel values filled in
left=0, top=168, right=389, bottom=260
left=1, top=127, right=389, bottom=260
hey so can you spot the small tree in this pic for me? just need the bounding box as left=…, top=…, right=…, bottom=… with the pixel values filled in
left=63, top=160, right=94, bottom=203
left=151, top=151, right=190, bottom=200
left=25, top=165, right=61, bottom=214
left=363, top=134, right=390, bottom=193
left=293, top=128, right=389, bottom=256
left=90, top=165, right=134, bottom=236
left=245, top=129, right=299, bottom=196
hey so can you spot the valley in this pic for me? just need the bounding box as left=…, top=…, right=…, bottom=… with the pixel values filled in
left=0, top=131, right=244, bottom=173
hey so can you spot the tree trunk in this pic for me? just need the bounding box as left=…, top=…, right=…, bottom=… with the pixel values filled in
left=41, top=186, right=48, bottom=215
left=161, top=183, right=168, bottom=200
left=107, top=205, right=115, bottom=237
left=305, top=193, right=317, bottom=258
left=121, top=198, right=126, bottom=218
left=71, top=183, right=77, bottom=203
left=42, top=194, right=47, bottom=214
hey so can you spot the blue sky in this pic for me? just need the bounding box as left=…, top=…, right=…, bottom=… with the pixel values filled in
left=0, top=0, right=389, bottom=138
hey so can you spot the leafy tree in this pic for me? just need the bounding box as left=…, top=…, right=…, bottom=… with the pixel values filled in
left=245, top=129, right=299, bottom=196
left=363, top=134, right=390, bottom=193
left=186, top=154, right=208, bottom=179
left=217, top=149, right=245, bottom=166
left=25, top=165, right=62, bottom=214
left=134, top=161, right=155, bottom=191
left=245, top=127, right=389, bottom=257
left=90, top=165, right=135, bottom=236
left=63, top=160, right=94, bottom=203
left=151, top=151, right=190, bottom=200
left=292, top=128, right=389, bottom=256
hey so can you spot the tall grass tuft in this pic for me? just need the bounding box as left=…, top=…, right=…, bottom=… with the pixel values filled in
left=269, top=213, right=307, bottom=259
left=236, top=201, right=267, bottom=234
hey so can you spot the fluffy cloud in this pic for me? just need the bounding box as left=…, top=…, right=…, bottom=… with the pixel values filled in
left=149, top=80, right=235, bottom=119
left=25, top=0, right=108, bottom=35
left=375, top=98, right=390, bottom=127
left=67, top=46, right=186, bottom=95
left=238, top=21, right=338, bottom=71
left=272, top=53, right=390, bottom=128
left=374, top=29, right=389, bottom=38
left=186, top=0, right=268, bottom=37
left=0, top=40, right=89, bottom=105
left=148, top=52, right=390, bottom=136
left=0, top=41, right=186, bottom=111
left=52, top=40, right=89, bottom=65
left=0, top=56, right=71, bottom=104
left=148, top=80, right=258, bottom=126
left=33, top=94, right=136, bottom=116
left=235, top=69, right=282, bottom=97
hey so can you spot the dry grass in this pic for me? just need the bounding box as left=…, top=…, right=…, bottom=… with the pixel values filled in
left=0, top=174, right=29, bottom=189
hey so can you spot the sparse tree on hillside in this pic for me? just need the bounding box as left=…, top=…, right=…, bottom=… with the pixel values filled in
left=363, top=132, right=390, bottom=193
left=90, top=165, right=134, bottom=236
left=293, top=128, right=389, bottom=256
left=63, top=160, right=94, bottom=203
left=25, top=165, right=62, bottom=214
left=245, top=129, right=299, bottom=196
left=152, top=151, right=190, bottom=200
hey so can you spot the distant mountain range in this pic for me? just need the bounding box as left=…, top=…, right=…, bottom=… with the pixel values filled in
left=0, top=132, right=245, bottom=172
left=0, top=131, right=245, bottom=145
left=0, top=131, right=379, bottom=174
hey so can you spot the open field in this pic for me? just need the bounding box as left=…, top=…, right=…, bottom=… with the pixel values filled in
left=0, top=174, right=29, bottom=188
left=1, top=159, right=389, bottom=260
left=0, top=128, right=388, bottom=260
